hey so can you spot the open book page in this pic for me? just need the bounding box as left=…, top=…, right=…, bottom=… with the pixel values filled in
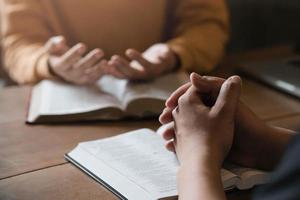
left=98, top=76, right=128, bottom=105
left=80, top=129, right=179, bottom=199
left=99, top=72, right=188, bottom=116
left=225, top=163, right=270, bottom=190
left=98, top=72, right=188, bottom=108
left=122, top=72, right=188, bottom=107
left=221, top=169, right=240, bottom=190
left=28, top=72, right=188, bottom=122
left=36, top=80, right=122, bottom=115
left=67, top=129, right=248, bottom=200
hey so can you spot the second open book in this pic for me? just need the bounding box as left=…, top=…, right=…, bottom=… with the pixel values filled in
left=66, top=128, right=269, bottom=200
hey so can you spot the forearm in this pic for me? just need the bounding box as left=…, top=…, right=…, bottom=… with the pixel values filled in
left=167, top=0, right=229, bottom=74
left=257, top=126, right=295, bottom=170
left=1, top=0, right=54, bottom=84
left=3, top=41, right=52, bottom=84
left=235, top=102, right=294, bottom=170
left=177, top=157, right=226, bottom=200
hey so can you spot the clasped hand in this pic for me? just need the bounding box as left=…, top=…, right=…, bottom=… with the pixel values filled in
left=159, top=72, right=293, bottom=171
left=159, top=73, right=242, bottom=168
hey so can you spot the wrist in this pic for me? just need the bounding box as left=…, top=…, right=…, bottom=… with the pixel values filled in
left=172, top=52, right=181, bottom=71
left=179, top=145, right=222, bottom=171
left=177, top=157, right=226, bottom=200
left=178, top=137, right=225, bottom=169
left=165, top=45, right=180, bottom=73
left=47, top=58, right=57, bottom=76
left=47, top=58, right=63, bottom=80
left=178, top=156, right=221, bottom=187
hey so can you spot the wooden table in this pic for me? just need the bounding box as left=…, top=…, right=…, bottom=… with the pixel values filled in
left=0, top=48, right=299, bottom=200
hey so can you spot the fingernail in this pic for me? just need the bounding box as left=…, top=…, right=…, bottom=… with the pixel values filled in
left=190, top=72, right=202, bottom=80
left=96, top=48, right=104, bottom=56
left=53, top=36, right=64, bottom=44
left=126, top=49, right=134, bottom=56
left=94, top=52, right=101, bottom=58
left=78, top=47, right=84, bottom=54
left=111, top=55, right=119, bottom=60
left=228, top=76, right=241, bottom=83
left=77, top=43, right=86, bottom=53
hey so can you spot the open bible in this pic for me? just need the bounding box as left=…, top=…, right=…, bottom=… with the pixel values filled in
left=66, top=128, right=270, bottom=200
left=27, top=73, right=188, bottom=123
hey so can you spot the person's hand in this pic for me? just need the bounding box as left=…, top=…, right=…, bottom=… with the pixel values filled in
left=160, top=73, right=242, bottom=168
left=106, top=43, right=178, bottom=80
left=160, top=73, right=293, bottom=170
left=161, top=74, right=241, bottom=200
left=45, top=36, right=109, bottom=85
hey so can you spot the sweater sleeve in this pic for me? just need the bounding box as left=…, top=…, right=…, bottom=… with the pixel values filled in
left=167, top=0, right=229, bottom=74
left=1, top=0, right=54, bottom=84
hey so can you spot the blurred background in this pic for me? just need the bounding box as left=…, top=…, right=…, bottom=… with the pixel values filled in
left=227, top=0, right=300, bottom=52
left=1, top=0, right=300, bottom=87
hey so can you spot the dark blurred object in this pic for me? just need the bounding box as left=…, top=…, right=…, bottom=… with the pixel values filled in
left=227, top=0, right=300, bottom=52
left=239, top=56, right=300, bottom=99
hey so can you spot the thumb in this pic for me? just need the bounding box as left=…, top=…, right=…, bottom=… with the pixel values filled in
left=191, top=72, right=224, bottom=94
left=45, top=36, right=68, bottom=55
left=190, top=72, right=210, bottom=93
left=211, top=76, right=242, bottom=118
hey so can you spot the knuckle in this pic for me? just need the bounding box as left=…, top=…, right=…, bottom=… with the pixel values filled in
left=210, top=106, right=227, bottom=119
left=90, top=55, right=99, bottom=62
left=177, top=96, right=187, bottom=107
left=77, top=63, right=86, bottom=70
left=226, top=80, right=237, bottom=90
left=226, top=76, right=241, bottom=90
left=209, top=110, right=219, bottom=120
left=171, top=108, right=178, bottom=119
left=178, top=92, right=195, bottom=107
left=62, top=57, right=71, bottom=65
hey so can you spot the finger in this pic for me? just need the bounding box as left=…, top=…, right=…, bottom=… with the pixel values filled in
left=126, top=49, right=152, bottom=68
left=108, top=58, right=130, bottom=78
left=178, top=85, right=204, bottom=107
left=84, top=60, right=108, bottom=81
left=191, top=73, right=224, bottom=93
left=45, top=36, right=69, bottom=55
left=60, top=43, right=87, bottom=70
left=99, top=60, right=111, bottom=75
left=191, top=73, right=226, bottom=105
left=211, top=76, right=242, bottom=118
left=157, top=122, right=175, bottom=140
left=77, top=77, right=97, bottom=85
left=74, top=72, right=100, bottom=85
left=165, top=140, right=176, bottom=152
left=165, top=82, right=191, bottom=109
left=157, top=45, right=171, bottom=59
left=84, top=59, right=107, bottom=74
left=162, top=126, right=175, bottom=141
left=106, top=61, right=127, bottom=79
left=159, top=107, right=173, bottom=124
left=110, top=55, right=139, bottom=78
left=74, top=49, right=104, bottom=70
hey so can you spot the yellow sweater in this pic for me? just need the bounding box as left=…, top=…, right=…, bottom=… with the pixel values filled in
left=0, top=0, right=229, bottom=84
